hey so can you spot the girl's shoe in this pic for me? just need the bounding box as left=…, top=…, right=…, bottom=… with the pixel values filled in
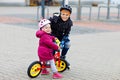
left=41, top=69, right=50, bottom=75
left=52, top=72, right=62, bottom=79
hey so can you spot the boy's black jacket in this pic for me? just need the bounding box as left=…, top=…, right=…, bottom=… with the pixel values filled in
left=49, top=15, right=73, bottom=41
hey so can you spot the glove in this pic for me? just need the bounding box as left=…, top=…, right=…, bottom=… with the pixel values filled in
left=60, top=40, right=65, bottom=49
left=62, top=36, right=69, bottom=41
left=55, top=38, right=60, bottom=47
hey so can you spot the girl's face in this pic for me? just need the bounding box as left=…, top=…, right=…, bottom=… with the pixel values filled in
left=60, top=10, right=71, bottom=21
left=42, top=24, right=51, bottom=34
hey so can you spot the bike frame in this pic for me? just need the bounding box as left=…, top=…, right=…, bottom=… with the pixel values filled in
left=37, top=50, right=61, bottom=70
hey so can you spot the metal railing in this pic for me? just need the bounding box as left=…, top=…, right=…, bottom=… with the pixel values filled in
left=37, top=6, right=49, bottom=21
left=71, top=5, right=92, bottom=20
left=98, top=4, right=120, bottom=19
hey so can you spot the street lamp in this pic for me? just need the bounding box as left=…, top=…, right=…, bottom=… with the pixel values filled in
left=77, top=0, right=81, bottom=20
left=41, top=0, right=45, bottom=18
left=107, top=0, right=111, bottom=19
left=63, top=0, right=69, bottom=5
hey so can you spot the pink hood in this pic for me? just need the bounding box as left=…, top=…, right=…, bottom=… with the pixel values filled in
left=36, top=30, right=59, bottom=61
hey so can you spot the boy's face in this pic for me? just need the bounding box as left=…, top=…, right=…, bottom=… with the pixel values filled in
left=42, top=24, right=51, bottom=34
left=60, top=10, right=71, bottom=21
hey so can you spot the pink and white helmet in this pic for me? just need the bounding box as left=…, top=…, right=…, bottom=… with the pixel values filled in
left=38, top=19, right=51, bottom=29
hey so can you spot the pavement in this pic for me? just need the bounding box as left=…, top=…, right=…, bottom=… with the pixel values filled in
left=0, top=6, right=120, bottom=80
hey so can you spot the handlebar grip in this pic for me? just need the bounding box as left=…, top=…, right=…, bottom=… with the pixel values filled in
left=55, top=38, right=60, bottom=46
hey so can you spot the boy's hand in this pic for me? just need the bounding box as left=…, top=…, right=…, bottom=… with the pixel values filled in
left=60, top=40, right=65, bottom=49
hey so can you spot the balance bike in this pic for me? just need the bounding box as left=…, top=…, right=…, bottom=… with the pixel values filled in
left=27, top=50, right=69, bottom=78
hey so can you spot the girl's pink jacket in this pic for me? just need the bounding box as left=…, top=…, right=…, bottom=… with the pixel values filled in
left=36, top=30, right=59, bottom=61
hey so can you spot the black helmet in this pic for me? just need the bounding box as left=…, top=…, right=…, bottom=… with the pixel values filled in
left=60, top=5, right=72, bottom=14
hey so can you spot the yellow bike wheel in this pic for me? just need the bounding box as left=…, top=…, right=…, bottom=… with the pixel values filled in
left=27, top=61, right=41, bottom=78
left=55, top=59, right=67, bottom=72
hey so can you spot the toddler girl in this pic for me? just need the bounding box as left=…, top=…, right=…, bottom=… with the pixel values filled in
left=36, top=19, right=62, bottom=79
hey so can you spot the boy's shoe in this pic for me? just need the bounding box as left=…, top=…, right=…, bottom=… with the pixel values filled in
left=52, top=72, right=62, bottom=79
left=41, top=69, right=50, bottom=75
left=66, top=60, right=70, bottom=66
